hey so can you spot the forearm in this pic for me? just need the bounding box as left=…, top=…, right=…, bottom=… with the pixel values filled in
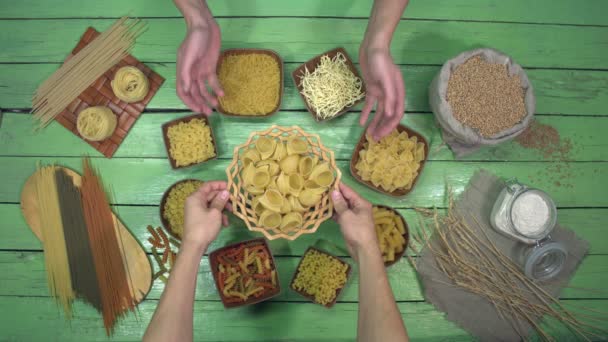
left=362, top=0, right=409, bottom=50
left=143, top=242, right=207, bottom=342
left=173, top=0, right=214, bottom=29
left=356, top=244, right=408, bottom=342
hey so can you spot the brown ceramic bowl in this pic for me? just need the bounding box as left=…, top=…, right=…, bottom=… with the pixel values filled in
left=216, top=48, right=284, bottom=117
left=350, top=124, right=429, bottom=197
left=292, top=47, right=365, bottom=122
left=161, top=113, right=218, bottom=169
left=373, top=205, right=409, bottom=267
left=159, top=178, right=204, bottom=241
left=290, top=247, right=352, bottom=308
left=209, top=238, right=281, bottom=309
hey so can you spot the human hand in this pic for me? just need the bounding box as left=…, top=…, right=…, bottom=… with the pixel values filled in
left=359, top=44, right=405, bottom=141
left=176, top=20, right=224, bottom=115
left=182, top=181, right=231, bottom=251
left=331, top=183, right=379, bottom=261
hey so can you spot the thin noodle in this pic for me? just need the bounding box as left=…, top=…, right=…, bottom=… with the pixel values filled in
left=32, top=17, right=146, bottom=130
left=55, top=169, right=102, bottom=311
left=81, top=159, right=135, bottom=335
left=35, top=166, right=75, bottom=317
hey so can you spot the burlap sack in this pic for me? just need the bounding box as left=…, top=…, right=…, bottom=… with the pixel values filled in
left=429, top=48, right=536, bottom=157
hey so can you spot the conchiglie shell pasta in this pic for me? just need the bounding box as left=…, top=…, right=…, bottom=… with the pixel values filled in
left=241, top=148, right=261, bottom=167
left=272, top=141, right=287, bottom=161
left=259, top=189, right=284, bottom=212
left=259, top=210, right=281, bottom=229
left=257, top=160, right=280, bottom=176
left=280, top=154, right=300, bottom=174
left=281, top=212, right=303, bottom=231
left=276, top=172, right=290, bottom=195
left=255, top=136, right=277, bottom=160
left=288, top=195, right=308, bottom=213
left=299, top=189, right=322, bottom=208
left=298, top=155, right=318, bottom=178
left=251, top=167, right=271, bottom=188
left=280, top=196, right=292, bottom=214
left=309, top=162, right=334, bottom=187
left=251, top=196, right=265, bottom=216
left=288, top=173, right=304, bottom=196
left=287, top=137, right=309, bottom=155
left=242, top=163, right=256, bottom=187
left=246, top=185, right=265, bottom=196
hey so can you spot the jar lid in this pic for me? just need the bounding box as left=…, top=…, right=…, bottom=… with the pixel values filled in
left=509, top=189, right=557, bottom=241
left=524, top=242, right=567, bottom=281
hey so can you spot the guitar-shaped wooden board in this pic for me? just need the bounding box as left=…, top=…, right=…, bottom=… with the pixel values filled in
left=20, top=167, right=152, bottom=303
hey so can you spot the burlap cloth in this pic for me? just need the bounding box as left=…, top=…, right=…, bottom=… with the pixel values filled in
left=417, top=170, right=589, bottom=341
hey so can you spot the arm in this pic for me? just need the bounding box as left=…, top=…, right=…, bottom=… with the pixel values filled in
left=332, top=183, right=409, bottom=342
left=359, top=0, right=409, bottom=140
left=173, top=0, right=223, bottom=115
left=143, top=182, right=231, bottom=342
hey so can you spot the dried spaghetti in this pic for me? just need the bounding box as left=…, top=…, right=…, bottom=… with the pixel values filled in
left=298, top=52, right=364, bottom=120
left=32, top=17, right=145, bottom=130
left=55, top=169, right=102, bottom=311
left=34, top=166, right=75, bottom=317
left=111, top=66, right=150, bottom=103
left=81, top=159, right=135, bottom=334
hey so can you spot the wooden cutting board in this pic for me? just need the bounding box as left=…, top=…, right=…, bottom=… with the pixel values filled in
left=20, top=167, right=152, bottom=303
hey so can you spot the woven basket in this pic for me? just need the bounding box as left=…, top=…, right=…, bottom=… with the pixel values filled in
left=226, top=125, right=342, bottom=240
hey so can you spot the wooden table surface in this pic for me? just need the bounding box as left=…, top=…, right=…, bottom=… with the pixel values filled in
left=1, top=0, right=607, bottom=340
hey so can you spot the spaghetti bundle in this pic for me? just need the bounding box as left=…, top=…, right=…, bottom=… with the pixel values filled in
left=34, top=166, right=75, bottom=316
left=81, top=159, right=135, bottom=334
left=55, top=169, right=102, bottom=311
left=32, top=17, right=146, bottom=130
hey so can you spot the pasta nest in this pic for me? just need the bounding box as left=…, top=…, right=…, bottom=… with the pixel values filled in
left=226, top=126, right=341, bottom=241
left=111, top=66, right=150, bottom=103
left=76, top=106, right=117, bottom=141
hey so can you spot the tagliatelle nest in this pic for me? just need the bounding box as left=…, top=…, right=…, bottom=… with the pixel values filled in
left=226, top=126, right=341, bottom=240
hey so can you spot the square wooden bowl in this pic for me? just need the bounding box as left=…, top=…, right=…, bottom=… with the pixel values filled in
left=290, top=247, right=352, bottom=308
left=350, top=124, right=429, bottom=197
left=159, top=178, right=204, bottom=240
left=216, top=48, right=284, bottom=117
left=373, top=205, right=409, bottom=267
left=209, top=238, right=281, bottom=309
left=292, top=47, right=365, bottom=122
left=161, top=113, right=218, bottom=169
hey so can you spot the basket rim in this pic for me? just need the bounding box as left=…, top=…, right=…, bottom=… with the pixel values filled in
left=225, top=125, right=342, bottom=241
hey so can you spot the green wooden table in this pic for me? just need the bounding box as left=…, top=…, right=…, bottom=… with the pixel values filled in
left=1, top=0, right=607, bottom=340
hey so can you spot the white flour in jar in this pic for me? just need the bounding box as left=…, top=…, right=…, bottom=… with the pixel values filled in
left=511, top=191, right=550, bottom=236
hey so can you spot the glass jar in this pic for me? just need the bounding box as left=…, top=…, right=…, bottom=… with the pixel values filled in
left=512, top=240, right=567, bottom=281
left=490, top=179, right=557, bottom=244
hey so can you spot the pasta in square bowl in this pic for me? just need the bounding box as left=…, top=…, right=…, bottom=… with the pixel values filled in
left=350, top=125, right=428, bottom=197
left=226, top=125, right=342, bottom=240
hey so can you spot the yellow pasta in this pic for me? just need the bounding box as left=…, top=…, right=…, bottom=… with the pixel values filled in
left=111, top=66, right=149, bottom=103
left=372, top=206, right=408, bottom=263
left=167, top=118, right=215, bottom=167
left=76, top=106, right=117, bottom=141
left=238, top=133, right=337, bottom=231
left=291, top=249, right=349, bottom=306
left=355, top=130, right=425, bottom=192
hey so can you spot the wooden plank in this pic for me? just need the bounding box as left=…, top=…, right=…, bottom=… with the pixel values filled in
left=1, top=251, right=606, bottom=301
left=0, top=157, right=606, bottom=207
left=3, top=64, right=608, bottom=116
left=1, top=19, right=607, bottom=69
left=2, top=203, right=607, bottom=254
left=1, top=112, right=606, bottom=161
left=2, top=0, right=607, bottom=26
left=1, top=296, right=475, bottom=342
